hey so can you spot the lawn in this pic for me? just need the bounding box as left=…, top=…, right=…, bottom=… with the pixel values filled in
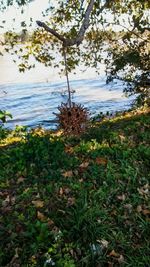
left=0, top=108, right=150, bottom=267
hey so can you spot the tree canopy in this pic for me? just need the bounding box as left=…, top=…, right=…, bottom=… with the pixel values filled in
left=1, top=0, right=150, bottom=106
left=0, top=0, right=33, bottom=10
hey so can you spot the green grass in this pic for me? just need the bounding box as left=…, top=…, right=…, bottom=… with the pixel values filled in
left=0, top=108, right=150, bottom=267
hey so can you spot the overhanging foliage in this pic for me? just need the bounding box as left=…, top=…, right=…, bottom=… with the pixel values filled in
left=1, top=0, right=150, bottom=105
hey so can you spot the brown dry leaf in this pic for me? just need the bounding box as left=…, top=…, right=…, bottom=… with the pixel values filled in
left=95, top=157, right=107, bottom=165
left=97, top=239, right=109, bottom=248
left=37, top=211, right=47, bottom=222
left=47, top=218, right=54, bottom=226
left=74, top=169, right=79, bottom=176
left=79, top=161, right=89, bottom=168
left=64, top=146, right=74, bottom=154
left=2, top=195, right=10, bottom=207
left=23, top=188, right=30, bottom=193
left=32, top=200, right=44, bottom=208
left=124, top=204, right=132, bottom=210
left=143, top=183, right=149, bottom=189
left=119, top=135, right=126, bottom=141
left=11, top=196, right=16, bottom=205
left=69, top=249, right=74, bottom=257
left=117, top=255, right=125, bottom=263
left=110, top=209, right=117, bottom=216
left=64, top=187, right=71, bottom=195
left=137, top=185, right=149, bottom=196
left=17, top=176, right=25, bottom=184
left=109, top=249, right=120, bottom=258
left=67, top=197, right=76, bottom=206
left=117, top=194, right=126, bottom=201
left=62, top=170, right=73, bottom=178
left=59, top=187, right=64, bottom=196
left=136, top=205, right=142, bottom=213
left=142, top=209, right=150, bottom=215
left=52, top=226, right=60, bottom=235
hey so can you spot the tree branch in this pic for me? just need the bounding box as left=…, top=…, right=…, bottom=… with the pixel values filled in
left=36, top=0, right=108, bottom=47
left=74, top=0, right=95, bottom=46
left=36, top=20, right=66, bottom=43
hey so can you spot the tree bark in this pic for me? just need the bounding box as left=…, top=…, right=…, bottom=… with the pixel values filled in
left=36, top=0, right=108, bottom=47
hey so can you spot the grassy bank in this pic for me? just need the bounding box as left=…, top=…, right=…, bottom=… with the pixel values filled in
left=0, top=108, right=150, bottom=267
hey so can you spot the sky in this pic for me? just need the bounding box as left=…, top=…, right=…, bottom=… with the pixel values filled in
left=0, top=0, right=50, bottom=34
left=0, top=0, right=127, bottom=35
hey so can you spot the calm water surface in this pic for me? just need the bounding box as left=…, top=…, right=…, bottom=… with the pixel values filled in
left=0, top=54, right=135, bottom=129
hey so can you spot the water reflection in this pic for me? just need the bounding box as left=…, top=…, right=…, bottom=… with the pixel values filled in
left=0, top=54, right=135, bottom=129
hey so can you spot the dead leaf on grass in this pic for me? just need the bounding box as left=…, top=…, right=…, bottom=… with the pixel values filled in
left=110, top=209, right=117, bottom=216
left=142, top=209, right=150, bottom=215
left=67, top=197, right=76, bottom=206
left=124, top=204, right=132, bottom=211
left=95, top=157, right=107, bottom=165
left=117, top=255, right=125, bottom=263
left=59, top=187, right=64, bottom=196
left=79, top=161, right=89, bottom=168
left=17, top=176, right=25, bottom=184
left=37, top=211, right=47, bottom=222
left=137, top=187, right=149, bottom=196
left=136, top=205, right=142, bottom=213
left=62, top=170, right=73, bottom=178
left=117, top=194, right=126, bottom=201
left=64, top=187, right=71, bottom=194
left=47, top=218, right=54, bottom=226
left=2, top=195, right=10, bottom=207
left=32, top=200, right=44, bottom=208
left=97, top=239, right=109, bottom=248
left=52, top=226, right=60, bottom=235
left=137, top=184, right=149, bottom=196
left=23, top=188, right=30, bottom=193
left=74, top=169, right=79, bottom=176
left=11, top=196, right=16, bottom=205
left=64, top=146, right=74, bottom=154
left=119, top=134, right=126, bottom=142
left=109, top=249, right=120, bottom=258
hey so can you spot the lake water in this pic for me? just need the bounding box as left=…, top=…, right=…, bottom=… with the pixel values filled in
left=0, top=54, right=135, bottom=129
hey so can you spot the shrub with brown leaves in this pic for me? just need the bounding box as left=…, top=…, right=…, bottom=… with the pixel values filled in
left=55, top=102, right=89, bottom=135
